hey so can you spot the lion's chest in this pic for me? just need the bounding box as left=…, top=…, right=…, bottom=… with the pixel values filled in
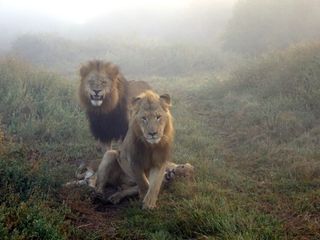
left=87, top=105, right=128, bottom=143
left=128, top=143, right=168, bottom=170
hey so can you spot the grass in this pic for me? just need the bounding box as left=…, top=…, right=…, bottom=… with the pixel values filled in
left=113, top=76, right=284, bottom=240
left=0, top=133, right=85, bottom=240
left=0, top=42, right=320, bottom=239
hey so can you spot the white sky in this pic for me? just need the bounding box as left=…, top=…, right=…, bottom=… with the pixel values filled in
left=0, top=0, right=237, bottom=24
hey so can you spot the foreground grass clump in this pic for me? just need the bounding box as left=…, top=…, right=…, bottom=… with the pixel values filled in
left=0, top=141, right=109, bottom=240
left=118, top=189, right=282, bottom=240
left=0, top=131, right=87, bottom=240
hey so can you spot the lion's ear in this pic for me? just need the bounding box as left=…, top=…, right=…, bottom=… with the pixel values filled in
left=80, top=64, right=90, bottom=78
left=160, top=94, right=171, bottom=107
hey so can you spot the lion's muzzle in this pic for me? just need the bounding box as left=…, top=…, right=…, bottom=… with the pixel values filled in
left=90, top=94, right=104, bottom=107
left=145, top=132, right=161, bottom=144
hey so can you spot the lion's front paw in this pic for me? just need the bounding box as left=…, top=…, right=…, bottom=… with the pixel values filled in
left=142, top=195, right=157, bottom=209
left=108, top=192, right=123, bottom=204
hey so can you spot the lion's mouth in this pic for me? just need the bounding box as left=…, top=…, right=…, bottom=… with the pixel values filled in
left=90, top=95, right=103, bottom=106
left=146, top=137, right=161, bottom=144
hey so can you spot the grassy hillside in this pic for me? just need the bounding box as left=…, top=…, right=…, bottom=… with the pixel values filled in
left=0, top=42, right=319, bottom=239
left=187, top=43, right=320, bottom=239
left=10, top=34, right=226, bottom=77
left=197, top=42, right=320, bottom=176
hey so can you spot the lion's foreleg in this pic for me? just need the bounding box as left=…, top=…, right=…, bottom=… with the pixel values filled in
left=143, top=165, right=166, bottom=209
left=132, top=166, right=149, bottom=200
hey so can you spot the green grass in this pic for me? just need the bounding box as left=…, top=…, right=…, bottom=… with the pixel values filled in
left=0, top=43, right=320, bottom=239
left=0, top=57, right=98, bottom=162
left=0, top=58, right=99, bottom=240
left=111, top=76, right=285, bottom=240
left=0, top=135, right=90, bottom=240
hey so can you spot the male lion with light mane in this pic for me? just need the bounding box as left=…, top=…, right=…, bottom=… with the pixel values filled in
left=79, top=60, right=151, bottom=150
left=96, top=90, right=174, bottom=209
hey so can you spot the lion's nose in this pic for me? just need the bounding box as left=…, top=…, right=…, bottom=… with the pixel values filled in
left=93, top=90, right=101, bottom=95
left=149, top=132, right=158, bottom=137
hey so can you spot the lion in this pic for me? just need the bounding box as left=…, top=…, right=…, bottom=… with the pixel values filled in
left=79, top=60, right=151, bottom=150
left=95, top=90, right=174, bottom=209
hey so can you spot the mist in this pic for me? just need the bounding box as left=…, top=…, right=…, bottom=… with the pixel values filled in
left=2, top=0, right=319, bottom=77
left=0, top=0, right=237, bottom=75
left=0, top=0, right=235, bottom=48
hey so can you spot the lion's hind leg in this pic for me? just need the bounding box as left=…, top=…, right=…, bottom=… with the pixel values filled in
left=96, top=150, right=122, bottom=194
left=96, top=150, right=137, bottom=204
left=108, top=185, right=139, bottom=204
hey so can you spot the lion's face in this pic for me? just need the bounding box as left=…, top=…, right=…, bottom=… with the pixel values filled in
left=80, top=61, right=121, bottom=109
left=132, top=91, right=171, bottom=145
left=83, top=71, right=113, bottom=107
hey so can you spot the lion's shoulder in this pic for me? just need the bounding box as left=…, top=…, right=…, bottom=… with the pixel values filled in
left=127, top=80, right=151, bottom=101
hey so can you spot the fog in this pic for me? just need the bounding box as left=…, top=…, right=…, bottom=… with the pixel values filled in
left=0, top=0, right=236, bottom=49
left=1, top=0, right=319, bottom=76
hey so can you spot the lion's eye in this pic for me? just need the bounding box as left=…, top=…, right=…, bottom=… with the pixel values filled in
left=156, top=115, right=161, bottom=120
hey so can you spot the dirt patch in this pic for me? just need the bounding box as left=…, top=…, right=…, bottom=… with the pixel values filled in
left=59, top=186, right=130, bottom=239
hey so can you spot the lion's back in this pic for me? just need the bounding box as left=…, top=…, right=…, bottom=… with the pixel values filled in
left=127, top=80, right=151, bottom=101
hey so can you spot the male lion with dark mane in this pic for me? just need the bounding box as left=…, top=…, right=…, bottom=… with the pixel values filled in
left=79, top=60, right=151, bottom=150
left=96, top=90, right=174, bottom=209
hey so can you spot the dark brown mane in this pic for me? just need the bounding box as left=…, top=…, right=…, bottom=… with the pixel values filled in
left=86, top=97, right=129, bottom=144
